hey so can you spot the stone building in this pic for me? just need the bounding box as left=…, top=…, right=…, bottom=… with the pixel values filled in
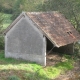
left=4, top=11, right=80, bottom=66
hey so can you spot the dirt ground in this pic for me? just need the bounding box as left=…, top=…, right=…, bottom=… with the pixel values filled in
left=54, top=60, right=80, bottom=80
left=46, top=52, right=62, bottom=66
left=46, top=52, right=80, bottom=80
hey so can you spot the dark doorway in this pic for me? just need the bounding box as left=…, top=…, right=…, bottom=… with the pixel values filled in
left=46, top=37, right=53, bottom=52
left=46, top=37, right=74, bottom=66
left=46, top=37, right=73, bottom=54
left=46, top=37, right=62, bottom=66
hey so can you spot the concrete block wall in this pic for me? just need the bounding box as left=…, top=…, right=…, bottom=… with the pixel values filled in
left=5, top=15, right=46, bottom=66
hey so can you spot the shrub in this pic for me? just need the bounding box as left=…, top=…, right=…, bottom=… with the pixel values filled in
left=74, top=42, right=80, bottom=59
left=0, top=36, right=4, bottom=50
left=7, top=75, right=21, bottom=80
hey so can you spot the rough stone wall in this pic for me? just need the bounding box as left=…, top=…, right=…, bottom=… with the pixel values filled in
left=5, top=15, right=46, bottom=66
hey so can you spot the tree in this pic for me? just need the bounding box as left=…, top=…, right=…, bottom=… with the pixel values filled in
left=0, top=11, right=4, bottom=50
left=11, top=0, right=23, bottom=20
left=0, top=13, right=3, bottom=34
left=11, top=0, right=45, bottom=20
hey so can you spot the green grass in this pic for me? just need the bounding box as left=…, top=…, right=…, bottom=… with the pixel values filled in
left=0, top=50, right=74, bottom=80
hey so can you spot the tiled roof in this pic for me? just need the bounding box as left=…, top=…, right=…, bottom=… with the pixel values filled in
left=27, top=11, right=80, bottom=47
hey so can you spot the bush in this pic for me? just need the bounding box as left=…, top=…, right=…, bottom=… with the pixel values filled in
left=7, top=75, right=21, bottom=80
left=0, top=36, right=4, bottom=50
left=74, top=42, right=80, bottom=58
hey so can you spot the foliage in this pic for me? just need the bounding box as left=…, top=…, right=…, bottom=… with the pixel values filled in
left=74, top=42, right=80, bottom=59
left=0, top=51, right=74, bottom=80
left=0, top=36, right=4, bottom=50
left=2, top=13, right=12, bottom=28
left=11, top=0, right=23, bottom=20
left=0, top=12, right=3, bottom=33
left=11, top=0, right=45, bottom=20
left=0, top=13, right=12, bottom=50
left=0, top=12, right=4, bottom=50
left=7, top=75, right=21, bottom=80
left=0, top=0, right=16, bottom=14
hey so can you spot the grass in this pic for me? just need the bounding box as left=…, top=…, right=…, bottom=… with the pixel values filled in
left=0, top=50, right=74, bottom=80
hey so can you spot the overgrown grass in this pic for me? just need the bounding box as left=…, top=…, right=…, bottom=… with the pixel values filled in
left=0, top=50, right=74, bottom=80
